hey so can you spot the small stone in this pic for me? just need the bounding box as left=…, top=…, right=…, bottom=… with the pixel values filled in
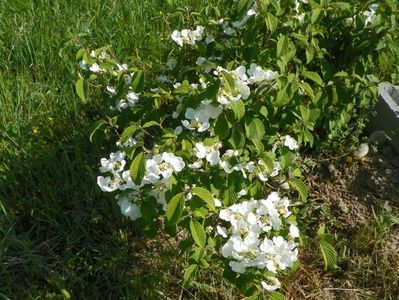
left=279, top=182, right=290, bottom=190
left=353, top=143, right=369, bottom=158
left=328, top=164, right=336, bottom=172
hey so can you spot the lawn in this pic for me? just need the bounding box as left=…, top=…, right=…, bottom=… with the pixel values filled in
left=0, top=1, right=228, bottom=298
left=1, top=0, right=399, bottom=299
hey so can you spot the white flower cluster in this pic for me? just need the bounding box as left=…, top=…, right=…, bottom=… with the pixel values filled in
left=171, top=26, right=205, bottom=47
left=97, top=151, right=185, bottom=214
left=182, top=100, right=222, bottom=132
left=218, top=193, right=299, bottom=290
left=294, top=0, right=308, bottom=23
left=97, top=151, right=136, bottom=192
left=363, top=4, right=378, bottom=26
left=116, top=192, right=142, bottom=221
left=216, top=64, right=278, bottom=107
left=109, top=89, right=140, bottom=112
left=283, top=135, right=299, bottom=150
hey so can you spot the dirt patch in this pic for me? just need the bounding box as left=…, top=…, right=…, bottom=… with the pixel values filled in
left=308, top=144, right=399, bottom=230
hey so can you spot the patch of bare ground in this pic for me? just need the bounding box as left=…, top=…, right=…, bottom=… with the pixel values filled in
left=285, top=143, right=399, bottom=299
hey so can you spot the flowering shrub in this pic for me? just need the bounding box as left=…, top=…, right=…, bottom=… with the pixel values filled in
left=76, top=0, right=398, bottom=298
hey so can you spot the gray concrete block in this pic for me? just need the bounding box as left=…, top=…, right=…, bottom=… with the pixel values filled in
left=367, top=83, right=399, bottom=154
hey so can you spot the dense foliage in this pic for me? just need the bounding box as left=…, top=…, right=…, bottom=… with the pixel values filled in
left=76, top=0, right=399, bottom=298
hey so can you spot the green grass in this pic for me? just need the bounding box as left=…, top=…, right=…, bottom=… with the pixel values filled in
left=0, top=0, right=227, bottom=298
left=1, top=0, right=399, bottom=299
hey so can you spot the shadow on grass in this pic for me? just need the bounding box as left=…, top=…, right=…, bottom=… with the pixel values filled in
left=0, top=113, right=175, bottom=299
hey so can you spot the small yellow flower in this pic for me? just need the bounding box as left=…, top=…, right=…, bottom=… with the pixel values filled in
left=32, top=127, right=39, bottom=134
left=48, top=117, right=54, bottom=123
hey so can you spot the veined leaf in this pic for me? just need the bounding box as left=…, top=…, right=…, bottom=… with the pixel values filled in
left=141, top=121, right=159, bottom=129
left=245, top=117, right=265, bottom=140
left=277, top=35, right=289, bottom=57
left=280, top=149, right=296, bottom=170
left=214, top=114, right=230, bottom=139
left=302, top=71, right=323, bottom=86
left=183, top=264, right=198, bottom=286
left=190, top=219, right=207, bottom=248
left=230, top=99, right=246, bottom=120
left=191, top=187, right=215, bottom=211
left=89, top=120, right=106, bottom=143
left=319, top=240, right=338, bottom=271
left=130, top=151, right=146, bottom=185
left=131, top=70, right=145, bottom=92
left=120, top=124, right=139, bottom=144
left=166, top=192, right=185, bottom=225
left=265, top=13, right=278, bottom=33
left=268, top=291, right=286, bottom=300
left=288, top=178, right=308, bottom=201
left=76, top=78, right=88, bottom=103
left=221, top=70, right=238, bottom=96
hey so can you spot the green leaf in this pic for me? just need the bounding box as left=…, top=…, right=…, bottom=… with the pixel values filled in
left=265, top=13, right=278, bottom=33
left=230, top=99, right=246, bottom=120
left=302, top=71, right=323, bottom=86
left=228, top=127, right=246, bottom=149
left=129, top=151, right=146, bottom=185
left=120, top=124, right=139, bottom=144
left=190, top=219, right=207, bottom=248
left=191, top=187, right=215, bottom=211
left=221, top=70, right=238, bottom=96
left=298, top=81, right=314, bottom=99
left=245, top=117, right=265, bottom=140
left=268, top=291, right=286, bottom=300
left=319, top=240, right=337, bottom=271
left=131, top=70, right=145, bottom=92
left=311, top=8, right=322, bottom=24
left=277, top=35, right=289, bottom=57
left=214, top=114, right=230, bottom=139
left=330, top=2, right=351, bottom=11
left=76, top=78, right=88, bottom=103
left=141, top=121, right=159, bottom=129
left=89, top=120, right=106, bottom=143
left=166, top=193, right=185, bottom=225
left=183, top=264, right=198, bottom=286
left=280, top=149, right=296, bottom=170
left=288, top=178, right=308, bottom=201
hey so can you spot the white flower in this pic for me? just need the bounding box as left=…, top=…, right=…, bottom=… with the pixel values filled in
left=188, top=160, right=203, bottom=169
left=99, top=151, right=126, bottom=174
left=364, top=4, right=378, bottom=26
left=89, top=63, right=102, bottom=73
left=261, top=277, right=281, bottom=291
left=97, top=175, right=122, bottom=192
left=79, top=60, right=88, bottom=70
left=195, top=142, right=221, bottom=165
left=182, top=101, right=222, bottom=132
left=174, top=126, right=183, bottom=135
left=166, top=58, right=175, bottom=70
left=284, top=135, right=299, bottom=150
left=247, top=63, right=278, bottom=83
left=216, top=225, right=228, bottom=238
left=289, top=224, right=300, bottom=238
left=117, top=194, right=142, bottom=221
left=171, top=26, right=204, bottom=46
left=142, top=153, right=185, bottom=185
left=116, top=137, right=137, bottom=148
left=238, top=189, right=247, bottom=198
left=126, top=91, right=139, bottom=106
left=171, top=30, right=184, bottom=46
left=224, top=27, right=236, bottom=35
left=205, top=35, right=215, bottom=44
left=214, top=198, right=222, bottom=207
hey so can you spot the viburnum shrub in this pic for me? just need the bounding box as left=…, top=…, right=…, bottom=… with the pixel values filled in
left=76, top=0, right=398, bottom=298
